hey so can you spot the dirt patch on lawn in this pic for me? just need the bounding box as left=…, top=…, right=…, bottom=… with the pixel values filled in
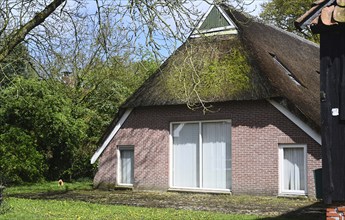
left=10, top=189, right=325, bottom=219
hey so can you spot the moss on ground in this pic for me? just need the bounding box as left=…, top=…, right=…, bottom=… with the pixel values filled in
left=5, top=182, right=325, bottom=219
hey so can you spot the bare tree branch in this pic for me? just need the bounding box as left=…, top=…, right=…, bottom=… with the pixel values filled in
left=0, top=0, right=66, bottom=63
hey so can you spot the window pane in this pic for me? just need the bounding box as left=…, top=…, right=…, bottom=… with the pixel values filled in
left=283, top=148, right=305, bottom=191
left=173, top=123, right=199, bottom=188
left=202, top=122, right=231, bottom=189
left=121, top=149, right=134, bottom=184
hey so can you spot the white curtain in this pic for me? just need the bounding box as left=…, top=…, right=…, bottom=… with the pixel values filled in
left=202, top=122, right=231, bottom=189
left=121, top=150, right=134, bottom=184
left=283, top=148, right=305, bottom=191
left=173, top=123, right=199, bottom=188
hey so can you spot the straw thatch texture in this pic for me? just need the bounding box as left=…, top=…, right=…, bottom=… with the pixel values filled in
left=120, top=5, right=321, bottom=132
left=226, top=6, right=320, bottom=128
left=123, top=35, right=277, bottom=109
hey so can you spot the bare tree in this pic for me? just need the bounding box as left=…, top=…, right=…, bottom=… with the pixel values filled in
left=0, top=0, right=66, bottom=62
left=0, top=0, right=250, bottom=85
left=0, top=0, right=200, bottom=64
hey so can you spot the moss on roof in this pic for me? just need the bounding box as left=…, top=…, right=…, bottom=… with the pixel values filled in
left=165, top=38, right=251, bottom=105
left=123, top=35, right=277, bottom=109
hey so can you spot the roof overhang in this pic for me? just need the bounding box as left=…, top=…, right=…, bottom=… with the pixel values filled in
left=90, top=108, right=133, bottom=164
left=269, top=99, right=321, bottom=145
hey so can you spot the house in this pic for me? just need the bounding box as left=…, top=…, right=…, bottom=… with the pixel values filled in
left=296, top=0, right=345, bottom=203
left=91, top=4, right=322, bottom=198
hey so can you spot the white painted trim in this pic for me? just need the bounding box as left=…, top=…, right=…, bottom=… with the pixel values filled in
left=117, top=145, right=134, bottom=186
left=215, top=5, right=237, bottom=29
left=171, top=119, right=231, bottom=124
left=278, top=144, right=308, bottom=196
left=191, top=4, right=237, bottom=37
left=198, top=121, right=202, bottom=188
left=197, top=26, right=236, bottom=34
left=169, top=123, right=173, bottom=188
left=268, top=100, right=321, bottom=145
left=169, top=187, right=231, bottom=194
left=190, top=29, right=238, bottom=38
left=90, top=108, right=133, bottom=164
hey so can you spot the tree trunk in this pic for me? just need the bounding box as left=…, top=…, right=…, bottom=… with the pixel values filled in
left=0, top=0, right=66, bottom=63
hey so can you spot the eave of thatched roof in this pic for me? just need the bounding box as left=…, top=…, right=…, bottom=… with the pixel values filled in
left=223, top=5, right=320, bottom=128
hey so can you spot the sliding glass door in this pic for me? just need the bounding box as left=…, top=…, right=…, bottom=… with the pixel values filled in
left=172, top=121, right=231, bottom=190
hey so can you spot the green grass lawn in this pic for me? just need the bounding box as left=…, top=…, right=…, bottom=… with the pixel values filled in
left=2, top=181, right=264, bottom=219
left=0, top=197, right=265, bottom=220
left=0, top=181, right=321, bottom=220
left=4, top=181, right=92, bottom=195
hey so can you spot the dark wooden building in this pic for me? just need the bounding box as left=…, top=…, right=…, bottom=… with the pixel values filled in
left=296, top=0, right=345, bottom=204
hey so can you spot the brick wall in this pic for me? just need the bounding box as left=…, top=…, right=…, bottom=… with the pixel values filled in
left=93, top=100, right=322, bottom=197
left=327, top=206, right=345, bottom=220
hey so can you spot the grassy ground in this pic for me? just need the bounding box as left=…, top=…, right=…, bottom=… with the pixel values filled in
left=0, top=198, right=265, bottom=220
left=1, top=181, right=325, bottom=219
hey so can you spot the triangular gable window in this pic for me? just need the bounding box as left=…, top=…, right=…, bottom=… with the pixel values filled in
left=191, top=5, right=237, bottom=38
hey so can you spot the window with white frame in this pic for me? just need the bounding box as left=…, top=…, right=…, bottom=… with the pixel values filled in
left=117, top=146, right=134, bottom=185
left=279, top=144, right=307, bottom=195
left=171, top=121, right=231, bottom=191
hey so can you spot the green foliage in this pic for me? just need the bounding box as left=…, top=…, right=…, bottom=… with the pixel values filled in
left=75, top=58, right=158, bottom=163
left=0, top=44, right=32, bottom=86
left=0, top=77, right=88, bottom=182
left=166, top=42, right=251, bottom=105
left=0, top=57, right=157, bottom=184
left=0, top=128, right=45, bottom=184
left=79, top=58, right=158, bottom=128
left=260, top=0, right=320, bottom=43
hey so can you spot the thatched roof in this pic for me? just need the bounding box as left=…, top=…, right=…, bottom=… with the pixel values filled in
left=122, top=4, right=320, bottom=129
left=224, top=6, right=320, bottom=128
left=123, top=34, right=278, bottom=109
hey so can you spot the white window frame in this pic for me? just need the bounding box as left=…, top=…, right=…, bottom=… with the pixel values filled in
left=278, top=144, right=307, bottom=196
left=117, top=145, right=134, bottom=187
left=169, top=119, right=232, bottom=193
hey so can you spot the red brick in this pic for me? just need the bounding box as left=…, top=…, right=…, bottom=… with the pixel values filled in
left=327, top=212, right=342, bottom=217
left=94, top=100, right=322, bottom=197
left=337, top=207, right=345, bottom=212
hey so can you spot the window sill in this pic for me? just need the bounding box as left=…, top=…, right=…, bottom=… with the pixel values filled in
left=168, top=187, right=231, bottom=194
